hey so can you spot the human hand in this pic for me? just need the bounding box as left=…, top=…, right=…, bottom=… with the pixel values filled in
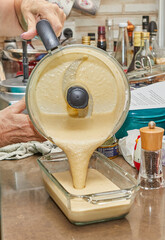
left=15, top=0, right=66, bottom=39
left=0, top=98, right=45, bottom=148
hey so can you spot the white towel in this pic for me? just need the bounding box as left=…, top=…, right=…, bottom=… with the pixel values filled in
left=0, top=141, right=62, bottom=160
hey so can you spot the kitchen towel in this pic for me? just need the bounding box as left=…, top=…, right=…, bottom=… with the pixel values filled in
left=0, top=141, right=62, bottom=160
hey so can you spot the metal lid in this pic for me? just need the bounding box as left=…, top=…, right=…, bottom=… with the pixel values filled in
left=0, top=76, right=26, bottom=93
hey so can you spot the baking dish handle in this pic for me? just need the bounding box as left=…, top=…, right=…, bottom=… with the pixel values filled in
left=36, top=19, right=60, bottom=51
left=82, top=189, right=134, bottom=205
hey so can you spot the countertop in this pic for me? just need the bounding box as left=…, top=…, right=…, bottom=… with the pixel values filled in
left=0, top=155, right=165, bottom=240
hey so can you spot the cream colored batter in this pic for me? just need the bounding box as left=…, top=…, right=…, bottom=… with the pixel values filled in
left=42, top=169, right=131, bottom=223
left=28, top=46, right=129, bottom=189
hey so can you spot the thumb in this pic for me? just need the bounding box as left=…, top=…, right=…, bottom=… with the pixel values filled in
left=21, top=14, right=37, bottom=40
left=10, top=97, right=26, bottom=114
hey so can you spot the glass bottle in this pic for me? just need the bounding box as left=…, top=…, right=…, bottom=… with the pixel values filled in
left=127, top=20, right=134, bottom=47
left=135, top=32, right=155, bottom=70
left=127, top=32, right=142, bottom=72
left=105, top=18, right=113, bottom=55
left=149, top=21, right=158, bottom=61
left=97, top=26, right=106, bottom=51
left=115, top=22, right=130, bottom=70
left=150, top=33, right=159, bottom=62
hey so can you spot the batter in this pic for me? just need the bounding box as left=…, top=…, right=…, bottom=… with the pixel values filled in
left=28, top=46, right=128, bottom=189
left=42, top=168, right=131, bottom=223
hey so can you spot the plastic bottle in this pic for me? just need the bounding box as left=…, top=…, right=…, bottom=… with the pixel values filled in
left=115, top=22, right=130, bottom=70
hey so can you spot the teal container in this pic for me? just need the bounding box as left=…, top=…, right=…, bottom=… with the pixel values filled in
left=116, top=108, right=165, bottom=139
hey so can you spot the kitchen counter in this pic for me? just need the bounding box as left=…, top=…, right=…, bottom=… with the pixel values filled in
left=0, top=155, right=165, bottom=240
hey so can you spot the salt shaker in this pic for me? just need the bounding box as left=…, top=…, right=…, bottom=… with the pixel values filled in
left=139, top=121, right=164, bottom=190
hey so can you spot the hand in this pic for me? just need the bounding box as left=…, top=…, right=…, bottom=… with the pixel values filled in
left=15, top=0, right=66, bottom=39
left=0, top=98, right=45, bottom=148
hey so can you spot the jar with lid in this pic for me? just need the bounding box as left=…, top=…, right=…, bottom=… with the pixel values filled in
left=97, top=135, right=119, bottom=159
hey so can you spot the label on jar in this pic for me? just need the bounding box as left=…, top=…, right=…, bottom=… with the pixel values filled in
left=97, top=143, right=119, bottom=159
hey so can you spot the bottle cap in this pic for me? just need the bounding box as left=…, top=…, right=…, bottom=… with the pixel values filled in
left=140, top=121, right=164, bottom=151
left=119, top=23, right=128, bottom=28
left=105, top=18, right=113, bottom=26
left=98, top=26, right=105, bottom=34
left=82, top=36, right=90, bottom=45
left=148, top=21, right=158, bottom=35
left=142, top=16, right=149, bottom=31
left=88, top=33, right=95, bottom=40
left=134, top=25, right=142, bottom=32
left=142, top=32, right=150, bottom=39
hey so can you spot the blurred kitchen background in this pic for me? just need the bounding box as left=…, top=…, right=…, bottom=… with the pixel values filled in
left=0, top=0, right=159, bottom=47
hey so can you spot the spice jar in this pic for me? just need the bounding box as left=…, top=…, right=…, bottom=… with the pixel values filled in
left=97, top=135, right=119, bottom=159
left=139, top=121, right=164, bottom=190
left=82, top=36, right=90, bottom=45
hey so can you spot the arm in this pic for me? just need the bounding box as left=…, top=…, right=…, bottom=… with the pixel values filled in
left=0, top=98, right=45, bottom=147
left=0, top=0, right=66, bottom=39
left=0, top=0, right=23, bottom=37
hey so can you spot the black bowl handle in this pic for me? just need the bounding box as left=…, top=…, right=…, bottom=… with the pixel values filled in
left=36, top=19, right=60, bottom=51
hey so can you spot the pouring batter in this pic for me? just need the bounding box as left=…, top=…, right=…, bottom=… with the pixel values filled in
left=27, top=46, right=129, bottom=189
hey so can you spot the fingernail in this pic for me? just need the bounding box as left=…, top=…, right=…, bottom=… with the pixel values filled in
left=20, top=33, right=25, bottom=39
left=20, top=32, right=27, bottom=39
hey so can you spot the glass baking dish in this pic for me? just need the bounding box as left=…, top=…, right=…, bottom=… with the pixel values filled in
left=38, top=151, right=139, bottom=225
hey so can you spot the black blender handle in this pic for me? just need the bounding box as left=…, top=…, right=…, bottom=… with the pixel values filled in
left=36, top=19, right=60, bottom=51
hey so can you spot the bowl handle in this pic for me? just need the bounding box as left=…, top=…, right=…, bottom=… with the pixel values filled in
left=36, top=19, right=60, bottom=51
